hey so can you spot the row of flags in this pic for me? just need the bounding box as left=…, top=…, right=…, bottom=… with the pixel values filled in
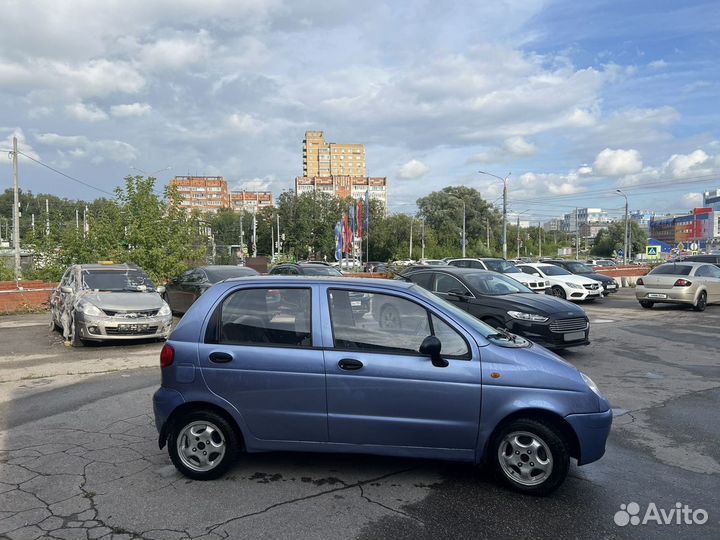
left=335, top=190, right=370, bottom=260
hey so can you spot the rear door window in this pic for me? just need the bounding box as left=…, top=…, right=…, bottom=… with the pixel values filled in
left=215, top=288, right=312, bottom=347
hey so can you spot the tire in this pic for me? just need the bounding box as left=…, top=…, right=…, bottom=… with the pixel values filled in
left=168, top=410, right=238, bottom=480
left=693, top=291, right=707, bottom=312
left=70, top=316, right=85, bottom=347
left=550, top=286, right=566, bottom=300
left=639, top=300, right=654, bottom=309
left=379, top=304, right=401, bottom=329
left=490, top=418, right=570, bottom=496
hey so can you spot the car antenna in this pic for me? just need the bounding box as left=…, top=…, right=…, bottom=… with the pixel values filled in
left=388, top=269, right=412, bottom=282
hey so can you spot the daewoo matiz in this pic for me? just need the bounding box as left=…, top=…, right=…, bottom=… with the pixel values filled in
left=153, top=277, right=611, bottom=495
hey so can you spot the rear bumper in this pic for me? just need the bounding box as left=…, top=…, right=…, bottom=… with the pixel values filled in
left=565, top=409, right=613, bottom=465
left=153, top=387, right=186, bottom=446
left=636, top=287, right=695, bottom=304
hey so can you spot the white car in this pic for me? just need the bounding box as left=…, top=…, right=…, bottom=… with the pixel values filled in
left=516, top=263, right=603, bottom=302
left=447, top=258, right=549, bottom=293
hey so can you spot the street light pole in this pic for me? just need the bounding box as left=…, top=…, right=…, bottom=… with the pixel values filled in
left=478, top=171, right=510, bottom=259
left=11, top=136, right=21, bottom=280
left=462, top=200, right=466, bottom=258
left=617, top=189, right=629, bottom=265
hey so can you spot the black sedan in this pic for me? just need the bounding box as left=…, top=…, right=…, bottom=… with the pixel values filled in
left=544, top=260, right=618, bottom=295
left=401, top=266, right=590, bottom=349
left=164, top=265, right=259, bottom=315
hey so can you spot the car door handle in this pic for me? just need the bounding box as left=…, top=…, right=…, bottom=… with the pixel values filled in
left=338, top=358, right=364, bottom=371
left=209, top=352, right=233, bottom=363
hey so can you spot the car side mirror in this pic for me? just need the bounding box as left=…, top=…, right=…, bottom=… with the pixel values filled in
left=60, top=286, right=72, bottom=294
left=156, top=286, right=166, bottom=294
left=533, top=273, right=541, bottom=277
left=419, top=335, right=448, bottom=368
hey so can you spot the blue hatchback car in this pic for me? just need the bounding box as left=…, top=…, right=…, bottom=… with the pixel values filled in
left=153, top=277, right=611, bottom=495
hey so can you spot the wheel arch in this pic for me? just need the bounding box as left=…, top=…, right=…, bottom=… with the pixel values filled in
left=159, top=401, right=246, bottom=451
left=483, top=408, right=580, bottom=463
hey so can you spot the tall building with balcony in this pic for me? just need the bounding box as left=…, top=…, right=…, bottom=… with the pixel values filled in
left=295, top=176, right=388, bottom=209
left=170, top=176, right=273, bottom=213
left=303, top=131, right=366, bottom=178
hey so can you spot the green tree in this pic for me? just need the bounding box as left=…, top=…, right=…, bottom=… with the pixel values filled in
left=592, top=221, right=647, bottom=257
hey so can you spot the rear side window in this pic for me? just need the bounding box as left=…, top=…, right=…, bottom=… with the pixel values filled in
left=406, top=272, right=434, bottom=290
left=214, top=288, right=312, bottom=347
left=328, top=289, right=469, bottom=358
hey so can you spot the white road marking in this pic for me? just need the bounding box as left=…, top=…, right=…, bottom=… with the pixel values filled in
left=0, top=321, right=49, bottom=329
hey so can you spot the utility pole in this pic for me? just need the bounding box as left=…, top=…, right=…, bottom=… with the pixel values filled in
left=461, top=200, right=466, bottom=258
left=83, top=205, right=88, bottom=237
left=252, top=208, right=257, bottom=257
left=477, top=171, right=510, bottom=259
left=617, top=190, right=629, bottom=265
left=409, top=218, right=413, bottom=260
left=486, top=218, right=490, bottom=249
left=538, top=221, right=542, bottom=258
left=239, top=210, right=245, bottom=260
left=575, top=207, right=580, bottom=260
left=75, top=209, right=79, bottom=231
left=421, top=219, right=425, bottom=260
left=12, top=136, right=21, bottom=280
left=276, top=213, right=280, bottom=257
left=516, top=215, right=521, bottom=259
left=271, top=222, right=275, bottom=260
left=45, top=199, right=50, bottom=236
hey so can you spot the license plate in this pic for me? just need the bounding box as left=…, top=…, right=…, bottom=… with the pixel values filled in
left=647, top=293, right=667, bottom=299
left=606, top=284, right=616, bottom=289
left=564, top=331, right=585, bottom=342
left=118, top=323, right=149, bottom=333
left=351, top=301, right=361, bottom=307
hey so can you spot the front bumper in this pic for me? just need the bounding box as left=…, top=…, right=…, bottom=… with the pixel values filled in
left=565, top=409, right=613, bottom=465
left=507, top=318, right=590, bottom=349
left=75, top=312, right=172, bottom=341
left=635, top=287, right=695, bottom=304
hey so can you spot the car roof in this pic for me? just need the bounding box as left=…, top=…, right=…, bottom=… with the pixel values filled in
left=404, top=266, right=494, bottom=276
left=657, top=261, right=707, bottom=267
left=76, top=263, right=140, bottom=271
left=223, top=275, right=416, bottom=289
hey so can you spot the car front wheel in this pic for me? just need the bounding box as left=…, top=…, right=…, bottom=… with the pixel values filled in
left=491, top=418, right=570, bottom=496
left=550, top=286, right=566, bottom=299
left=168, top=411, right=238, bottom=480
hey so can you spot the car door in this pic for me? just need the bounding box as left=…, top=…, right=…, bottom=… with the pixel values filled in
left=433, top=273, right=475, bottom=308
left=697, top=264, right=720, bottom=301
left=323, top=287, right=481, bottom=450
left=51, top=267, right=73, bottom=326
left=165, top=270, right=192, bottom=313
left=197, top=285, right=327, bottom=442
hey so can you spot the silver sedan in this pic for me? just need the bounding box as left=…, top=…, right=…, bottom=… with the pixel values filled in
left=635, top=262, right=720, bottom=311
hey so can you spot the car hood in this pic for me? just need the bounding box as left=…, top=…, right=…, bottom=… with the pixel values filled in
left=79, top=291, right=165, bottom=311
left=580, top=272, right=613, bottom=283
left=478, top=293, right=586, bottom=316
left=550, top=273, right=599, bottom=285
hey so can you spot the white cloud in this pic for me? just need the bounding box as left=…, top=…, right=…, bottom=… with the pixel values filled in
left=137, top=31, right=213, bottom=71
left=226, top=113, right=266, bottom=134
left=110, top=103, right=152, bottom=117
left=35, top=133, right=138, bottom=163
left=66, top=102, right=108, bottom=122
left=648, top=59, right=668, bottom=69
left=682, top=192, right=703, bottom=207
left=503, top=136, right=537, bottom=156
left=230, top=176, right=275, bottom=192
left=0, top=127, right=40, bottom=161
left=664, top=149, right=710, bottom=178
left=593, top=148, right=643, bottom=176
left=398, top=159, right=430, bottom=179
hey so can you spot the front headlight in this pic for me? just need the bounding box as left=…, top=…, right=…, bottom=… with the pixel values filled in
left=158, top=303, right=171, bottom=317
left=565, top=282, right=583, bottom=289
left=581, top=372, right=602, bottom=397
left=78, top=301, right=104, bottom=317
left=507, top=310, right=549, bottom=322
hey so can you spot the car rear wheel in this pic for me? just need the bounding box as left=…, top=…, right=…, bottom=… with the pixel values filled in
left=379, top=304, right=401, bottom=329
left=693, top=291, right=707, bottom=312
left=490, top=418, right=569, bottom=496
left=168, top=410, right=238, bottom=480
left=550, top=286, right=566, bottom=299
left=639, top=300, right=654, bottom=309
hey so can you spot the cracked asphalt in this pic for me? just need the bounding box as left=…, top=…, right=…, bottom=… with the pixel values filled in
left=0, top=289, right=718, bottom=539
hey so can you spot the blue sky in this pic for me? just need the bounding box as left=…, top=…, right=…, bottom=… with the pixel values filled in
left=1, top=0, right=718, bottom=224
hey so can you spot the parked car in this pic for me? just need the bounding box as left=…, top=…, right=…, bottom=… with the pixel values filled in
left=50, top=263, right=172, bottom=346
left=678, top=254, right=720, bottom=268
left=418, top=258, right=448, bottom=266
left=516, top=263, right=603, bottom=301
left=635, top=262, right=720, bottom=311
left=447, top=258, right=549, bottom=293
left=400, top=266, right=590, bottom=349
left=330, top=258, right=361, bottom=269
left=154, top=276, right=611, bottom=495
left=544, top=260, right=618, bottom=295
left=364, top=261, right=389, bottom=273
left=586, top=259, right=617, bottom=268
left=164, top=265, right=259, bottom=315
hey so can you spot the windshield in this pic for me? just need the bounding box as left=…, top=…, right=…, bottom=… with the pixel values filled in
left=650, top=264, right=692, bottom=276
left=303, top=265, right=343, bottom=276
left=483, top=259, right=520, bottom=273
left=463, top=272, right=532, bottom=295
left=537, top=265, right=571, bottom=276
left=411, top=284, right=529, bottom=347
left=81, top=269, right=155, bottom=292
left=565, top=262, right=592, bottom=273
left=205, top=267, right=258, bottom=282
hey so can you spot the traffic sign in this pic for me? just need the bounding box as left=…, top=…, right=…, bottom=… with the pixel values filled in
left=690, top=242, right=698, bottom=251
left=645, top=245, right=659, bottom=257
left=617, top=249, right=624, bottom=256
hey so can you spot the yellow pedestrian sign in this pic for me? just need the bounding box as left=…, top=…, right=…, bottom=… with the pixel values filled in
left=646, top=245, right=659, bottom=258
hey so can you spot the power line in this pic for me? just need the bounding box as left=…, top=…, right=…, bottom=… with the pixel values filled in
left=16, top=150, right=116, bottom=197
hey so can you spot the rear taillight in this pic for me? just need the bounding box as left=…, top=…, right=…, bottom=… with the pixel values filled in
left=636, top=278, right=644, bottom=286
left=674, top=279, right=692, bottom=287
left=160, top=344, right=175, bottom=368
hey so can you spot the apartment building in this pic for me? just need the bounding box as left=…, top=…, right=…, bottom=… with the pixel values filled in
left=562, top=208, right=610, bottom=232
left=303, top=131, right=366, bottom=177
left=170, top=176, right=273, bottom=213
left=295, top=175, right=388, bottom=209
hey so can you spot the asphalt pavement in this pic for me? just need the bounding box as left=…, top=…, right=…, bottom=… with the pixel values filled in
left=0, top=289, right=718, bottom=539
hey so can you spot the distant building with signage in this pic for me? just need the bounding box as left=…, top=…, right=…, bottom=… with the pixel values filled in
left=649, top=208, right=719, bottom=245
left=170, top=176, right=273, bottom=213
left=295, top=176, right=388, bottom=209
left=704, top=189, right=720, bottom=211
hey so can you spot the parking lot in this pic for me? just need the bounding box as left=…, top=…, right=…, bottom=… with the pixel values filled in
left=1, top=289, right=718, bottom=540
